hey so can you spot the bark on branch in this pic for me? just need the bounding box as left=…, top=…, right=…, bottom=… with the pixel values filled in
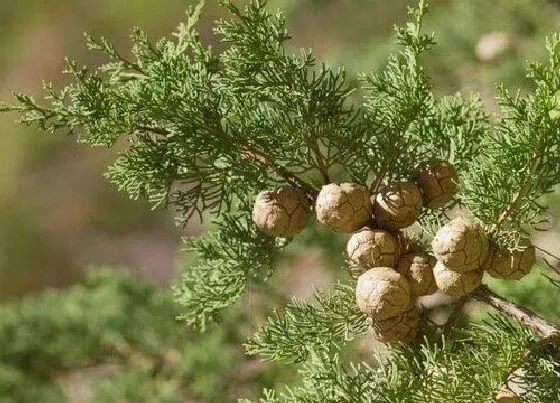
left=138, top=124, right=319, bottom=198
left=442, top=296, right=469, bottom=338
left=471, top=285, right=560, bottom=337
left=241, top=144, right=319, bottom=197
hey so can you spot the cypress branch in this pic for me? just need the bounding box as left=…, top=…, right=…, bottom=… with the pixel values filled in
left=472, top=286, right=560, bottom=337
left=3, top=0, right=560, bottom=401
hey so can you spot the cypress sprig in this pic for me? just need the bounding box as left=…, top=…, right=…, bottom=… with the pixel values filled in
left=463, top=34, right=560, bottom=240
left=245, top=283, right=368, bottom=363
left=174, top=212, right=279, bottom=331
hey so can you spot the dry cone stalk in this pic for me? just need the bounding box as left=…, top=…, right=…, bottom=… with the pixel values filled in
left=373, top=181, right=423, bottom=230
left=432, top=217, right=490, bottom=272
left=315, top=183, right=372, bottom=232
left=252, top=186, right=311, bottom=238
left=355, top=267, right=411, bottom=320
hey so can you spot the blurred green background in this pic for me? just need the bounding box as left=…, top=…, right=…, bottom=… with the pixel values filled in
left=2, top=0, right=560, bottom=401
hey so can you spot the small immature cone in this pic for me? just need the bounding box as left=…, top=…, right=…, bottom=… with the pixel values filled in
left=252, top=186, right=311, bottom=238
left=373, top=182, right=423, bottom=231
left=487, top=240, right=536, bottom=280
left=495, top=386, right=520, bottom=403
left=347, top=229, right=400, bottom=277
left=373, top=306, right=420, bottom=344
left=432, top=217, right=490, bottom=272
left=475, top=31, right=512, bottom=62
left=315, top=183, right=372, bottom=232
left=355, top=267, right=411, bottom=320
left=433, top=261, right=483, bottom=296
left=396, top=253, right=438, bottom=297
left=416, top=161, right=458, bottom=208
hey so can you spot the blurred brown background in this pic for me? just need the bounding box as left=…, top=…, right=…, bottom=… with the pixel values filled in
left=1, top=0, right=560, bottom=301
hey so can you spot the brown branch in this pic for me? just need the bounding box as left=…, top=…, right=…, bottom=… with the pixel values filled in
left=442, top=296, right=469, bottom=338
left=490, top=152, right=540, bottom=233
left=309, top=137, right=330, bottom=184
left=369, top=169, right=387, bottom=194
left=471, top=285, right=560, bottom=337
left=136, top=124, right=319, bottom=198
left=241, top=143, right=319, bottom=197
left=535, top=244, right=560, bottom=262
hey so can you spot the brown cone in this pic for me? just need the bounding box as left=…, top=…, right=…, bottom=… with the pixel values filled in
left=355, top=267, right=411, bottom=320
left=373, top=181, right=423, bottom=231
left=315, top=183, right=372, bottom=232
left=252, top=186, right=311, bottom=238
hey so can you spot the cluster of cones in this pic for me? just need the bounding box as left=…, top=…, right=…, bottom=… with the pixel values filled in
left=252, top=160, right=536, bottom=344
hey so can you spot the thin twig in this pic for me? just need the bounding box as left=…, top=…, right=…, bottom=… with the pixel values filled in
left=471, top=285, right=560, bottom=337
left=442, top=296, right=469, bottom=337
left=369, top=169, right=387, bottom=194
left=137, top=124, right=319, bottom=198
left=242, top=143, right=319, bottom=197
left=301, top=100, right=331, bottom=185
left=541, top=259, right=560, bottom=281
left=490, top=152, right=540, bottom=233
left=535, top=244, right=560, bottom=262
left=308, top=136, right=331, bottom=184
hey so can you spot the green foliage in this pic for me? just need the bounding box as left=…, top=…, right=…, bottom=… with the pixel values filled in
left=462, top=34, right=560, bottom=237
left=1, top=0, right=489, bottom=327
left=522, top=347, right=560, bottom=402
left=354, top=2, right=488, bottom=187
left=335, top=0, right=560, bottom=91
left=175, top=212, right=279, bottom=330
left=248, top=316, right=544, bottom=403
left=0, top=270, right=177, bottom=401
left=246, top=283, right=368, bottom=362
left=216, top=0, right=362, bottom=184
